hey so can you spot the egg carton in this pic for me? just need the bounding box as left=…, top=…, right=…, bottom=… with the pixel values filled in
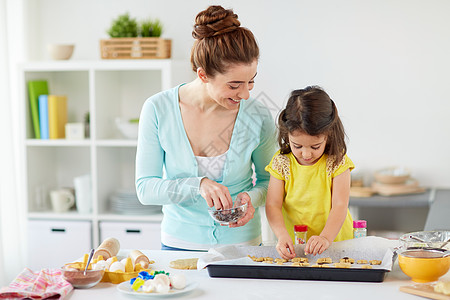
left=99, top=255, right=154, bottom=284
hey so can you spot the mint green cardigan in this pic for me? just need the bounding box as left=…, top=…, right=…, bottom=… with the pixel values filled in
left=135, top=85, right=277, bottom=247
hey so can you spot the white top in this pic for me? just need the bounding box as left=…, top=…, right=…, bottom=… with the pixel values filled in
left=194, top=150, right=228, bottom=182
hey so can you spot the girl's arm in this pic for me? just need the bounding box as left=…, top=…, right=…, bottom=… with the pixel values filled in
left=265, top=175, right=295, bottom=259
left=305, top=169, right=351, bottom=255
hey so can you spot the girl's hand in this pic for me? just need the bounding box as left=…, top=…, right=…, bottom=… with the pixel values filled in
left=304, top=235, right=331, bottom=256
left=200, top=177, right=233, bottom=210
left=276, top=234, right=296, bottom=260
left=228, top=192, right=254, bottom=228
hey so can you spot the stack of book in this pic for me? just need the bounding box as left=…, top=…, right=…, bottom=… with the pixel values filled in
left=28, top=80, right=68, bottom=139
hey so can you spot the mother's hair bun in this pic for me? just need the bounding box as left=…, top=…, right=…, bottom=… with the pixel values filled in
left=192, top=5, right=241, bottom=39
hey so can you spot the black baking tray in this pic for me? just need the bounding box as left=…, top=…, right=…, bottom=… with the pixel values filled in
left=207, top=264, right=389, bottom=282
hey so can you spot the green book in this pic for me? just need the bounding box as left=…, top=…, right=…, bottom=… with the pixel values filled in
left=28, top=80, right=49, bottom=139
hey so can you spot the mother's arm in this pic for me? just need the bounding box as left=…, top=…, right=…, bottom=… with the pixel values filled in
left=246, top=109, right=277, bottom=208
left=135, top=99, right=204, bottom=206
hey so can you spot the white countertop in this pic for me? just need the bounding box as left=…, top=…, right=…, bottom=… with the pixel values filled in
left=64, top=249, right=450, bottom=300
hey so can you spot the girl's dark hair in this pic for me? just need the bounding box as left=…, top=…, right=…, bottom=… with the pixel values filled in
left=277, top=86, right=347, bottom=168
left=190, top=5, right=259, bottom=77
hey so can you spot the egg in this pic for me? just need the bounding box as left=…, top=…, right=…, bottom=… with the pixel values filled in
left=105, top=257, right=114, bottom=268
left=170, top=273, right=186, bottom=289
left=94, top=260, right=108, bottom=270
left=109, top=261, right=125, bottom=272
left=120, top=258, right=133, bottom=267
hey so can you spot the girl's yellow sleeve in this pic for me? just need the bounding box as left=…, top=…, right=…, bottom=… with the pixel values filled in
left=265, top=150, right=287, bottom=181
left=332, top=154, right=355, bottom=178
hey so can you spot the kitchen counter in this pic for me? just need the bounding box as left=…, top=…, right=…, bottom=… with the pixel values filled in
left=64, top=249, right=450, bottom=300
left=348, top=188, right=450, bottom=234
left=349, top=188, right=434, bottom=208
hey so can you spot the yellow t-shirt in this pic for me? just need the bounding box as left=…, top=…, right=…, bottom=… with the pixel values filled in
left=265, top=150, right=355, bottom=243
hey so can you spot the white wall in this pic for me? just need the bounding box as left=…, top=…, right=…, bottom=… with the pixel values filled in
left=23, top=0, right=450, bottom=187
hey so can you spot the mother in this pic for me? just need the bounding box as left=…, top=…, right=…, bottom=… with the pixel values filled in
left=135, top=5, right=276, bottom=251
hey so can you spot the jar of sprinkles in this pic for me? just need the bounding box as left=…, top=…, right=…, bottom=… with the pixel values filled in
left=353, top=220, right=367, bottom=238
left=294, top=224, right=308, bottom=244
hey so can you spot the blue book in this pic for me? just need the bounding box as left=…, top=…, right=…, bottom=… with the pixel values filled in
left=39, top=95, right=49, bottom=139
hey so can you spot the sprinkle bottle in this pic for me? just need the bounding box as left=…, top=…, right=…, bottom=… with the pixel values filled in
left=353, top=220, right=367, bottom=238
left=294, top=224, right=308, bottom=244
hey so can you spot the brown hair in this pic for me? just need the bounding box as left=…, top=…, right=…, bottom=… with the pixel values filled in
left=277, top=86, right=347, bottom=169
left=190, top=5, right=259, bottom=77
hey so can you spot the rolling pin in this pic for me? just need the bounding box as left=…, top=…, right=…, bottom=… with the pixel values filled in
left=93, top=237, right=120, bottom=260
left=129, top=249, right=150, bottom=269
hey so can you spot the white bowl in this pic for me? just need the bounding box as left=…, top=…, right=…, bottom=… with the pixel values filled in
left=47, top=44, right=75, bottom=60
left=115, top=118, right=138, bottom=139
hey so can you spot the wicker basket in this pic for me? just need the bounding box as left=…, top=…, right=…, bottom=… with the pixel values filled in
left=100, top=38, right=171, bottom=59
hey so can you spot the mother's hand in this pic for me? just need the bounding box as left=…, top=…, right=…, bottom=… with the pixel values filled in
left=228, top=192, right=255, bottom=228
left=199, top=177, right=233, bottom=210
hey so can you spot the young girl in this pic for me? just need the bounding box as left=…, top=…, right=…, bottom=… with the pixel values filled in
left=265, top=86, right=354, bottom=259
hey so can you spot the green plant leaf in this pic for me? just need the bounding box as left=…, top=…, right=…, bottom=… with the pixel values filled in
left=140, top=18, right=163, bottom=37
left=107, top=12, right=138, bottom=38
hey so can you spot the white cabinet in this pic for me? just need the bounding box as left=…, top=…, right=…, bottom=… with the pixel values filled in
left=27, top=220, right=91, bottom=270
left=100, top=221, right=162, bottom=250
left=19, top=60, right=169, bottom=264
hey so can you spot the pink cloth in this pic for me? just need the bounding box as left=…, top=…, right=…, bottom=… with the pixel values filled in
left=0, top=268, right=73, bottom=299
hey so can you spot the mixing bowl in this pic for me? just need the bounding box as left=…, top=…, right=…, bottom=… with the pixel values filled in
left=208, top=201, right=247, bottom=225
left=398, top=248, right=450, bottom=283
left=61, top=265, right=105, bottom=288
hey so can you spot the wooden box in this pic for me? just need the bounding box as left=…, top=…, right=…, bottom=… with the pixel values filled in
left=100, top=38, right=171, bottom=59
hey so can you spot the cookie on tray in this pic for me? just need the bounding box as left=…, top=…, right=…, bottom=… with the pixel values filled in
left=316, top=257, right=332, bottom=264
left=292, top=262, right=310, bottom=267
left=357, top=259, right=368, bottom=264
left=339, top=257, right=355, bottom=264
left=369, top=260, right=382, bottom=265
left=311, top=264, right=330, bottom=268
left=334, top=262, right=352, bottom=268
left=291, top=257, right=308, bottom=263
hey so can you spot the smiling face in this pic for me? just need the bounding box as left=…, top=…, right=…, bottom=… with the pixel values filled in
left=200, top=60, right=257, bottom=110
left=288, top=130, right=327, bottom=166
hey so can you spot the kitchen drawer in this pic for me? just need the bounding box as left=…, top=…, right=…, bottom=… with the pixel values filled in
left=27, top=220, right=92, bottom=270
left=99, top=221, right=161, bottom=250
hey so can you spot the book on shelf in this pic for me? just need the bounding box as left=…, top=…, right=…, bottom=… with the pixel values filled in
left=27, top=80, right=49, bottom=139
left=48, top=95, right=68, bottom=139
left=38, top=95, right=49, bottom=139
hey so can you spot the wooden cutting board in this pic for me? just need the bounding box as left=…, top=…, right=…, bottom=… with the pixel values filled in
left=400, top=283, right=450, bottom=300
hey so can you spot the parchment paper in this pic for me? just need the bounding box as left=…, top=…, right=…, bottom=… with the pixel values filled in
left=198, top=236, right=399, bottom=270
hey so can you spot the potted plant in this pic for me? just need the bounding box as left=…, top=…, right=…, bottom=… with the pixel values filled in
left=140, top=19, right=163, bottom=37
left=100, top=13, right=171, bottom=59
left=107, top=12, right=138, bottom=38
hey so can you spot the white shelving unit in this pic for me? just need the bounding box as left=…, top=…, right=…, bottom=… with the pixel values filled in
left=19, top=60, right=169, bottom=263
